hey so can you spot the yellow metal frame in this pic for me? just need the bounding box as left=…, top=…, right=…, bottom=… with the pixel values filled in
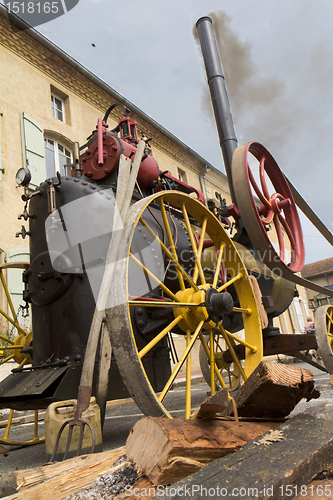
left=0, top=263, right=43, bottom=448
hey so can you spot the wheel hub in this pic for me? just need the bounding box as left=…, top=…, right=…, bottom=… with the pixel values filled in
left=173, top=285, right=234, bottom=333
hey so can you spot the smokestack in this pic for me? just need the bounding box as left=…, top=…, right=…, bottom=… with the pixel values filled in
left=196, top=16, right=238, bottom=204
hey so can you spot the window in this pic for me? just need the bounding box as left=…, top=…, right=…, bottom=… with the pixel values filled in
left=177, top=167, right=187, bottom=184
left=51, top=94, right=64, bottom=122
left=45, top=138, right=72, bottom=177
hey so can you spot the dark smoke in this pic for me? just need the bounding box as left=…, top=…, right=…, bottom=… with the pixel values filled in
left=194, top=11, right=297, bottom=160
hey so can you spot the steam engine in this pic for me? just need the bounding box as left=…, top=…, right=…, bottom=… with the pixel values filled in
left=0, top=105, right=295, bottom=412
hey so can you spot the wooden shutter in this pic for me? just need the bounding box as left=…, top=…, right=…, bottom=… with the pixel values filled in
left=20, top=112, right=46, bottom=187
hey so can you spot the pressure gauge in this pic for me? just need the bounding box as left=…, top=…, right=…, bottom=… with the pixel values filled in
left=15, top=168, right=31, bottom=187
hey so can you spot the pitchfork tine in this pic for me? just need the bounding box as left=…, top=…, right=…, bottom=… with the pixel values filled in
left=49, top=418, right=96, bottom=462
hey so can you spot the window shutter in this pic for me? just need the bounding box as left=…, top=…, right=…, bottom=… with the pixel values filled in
left=20, top=112, right=46, bottom=187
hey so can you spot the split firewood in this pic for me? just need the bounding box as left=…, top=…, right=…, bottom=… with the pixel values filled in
left=223, top=360, right=320, bottom=419
left=0, top=446, right=125, bottom=499
left=190, top=388, right=229, bottom=419
left=126, top=416, right=280, bottom=485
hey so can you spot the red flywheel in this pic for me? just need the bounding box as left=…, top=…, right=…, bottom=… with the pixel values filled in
left=231, top=141, right=305, bottom=273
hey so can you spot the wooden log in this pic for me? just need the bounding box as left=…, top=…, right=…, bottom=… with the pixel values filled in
left=148, top=405, right=333, bottom=500
left=223, top=360, right=320, bottom=418
left=0, top=446, right=125, bottom=499
left=126, top=416, right=280, bottom=485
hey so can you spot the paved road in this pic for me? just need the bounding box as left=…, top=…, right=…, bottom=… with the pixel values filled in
left=0, top=361, right=331, bottom=476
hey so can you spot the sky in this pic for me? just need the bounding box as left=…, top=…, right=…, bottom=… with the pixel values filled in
left=4, top=0, right=333, bottom=264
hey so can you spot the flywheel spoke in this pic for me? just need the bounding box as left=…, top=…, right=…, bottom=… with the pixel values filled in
left=273, top=215, right=285, bottom=262
left=248, top=165, right=270, bottom=208
left=259, top=156, right=271, bottom=202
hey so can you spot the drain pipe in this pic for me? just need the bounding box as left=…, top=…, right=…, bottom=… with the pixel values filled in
left=199, top=165, right=209, bottom=206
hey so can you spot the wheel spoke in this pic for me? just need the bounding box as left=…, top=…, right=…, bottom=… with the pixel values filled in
left=209, top=329, right=215, bottom=393
left=217, top=272, right=243, bottom=293
left=185, top=329, right=192, bottom=419
left=259, top=156, right=271, bottom=202
left=0, top=308, right=29, bottom=337
left=192, top=217, right=208, bottom=284
left=212, top=242, right=226, bottom=288
left=219, top=327, right=247, bottom=381
left=248, top=165, right=270, bottom=208
left=129, top=301, right=197, bottom=308
left=273, top=215, right=285, bottom=262
left=326, top=310, right=333, bottom=332
left=158, top=199, right=185, bottom=291
left=222, top=328, right=257, bottom=353
left=158, top=320, right=205, bottom=402
left=0, top=354, right=15, bottom=364
left=198, top=332, right=227, bottom=389
left=129, top=252, right=178, bottom=302
left=181, top=203, right=206, bottom=285
left=138, top=315, right=184, bottom=359
left=0, top=271, right=17, bottom=321
left=139, top=218, right=199, bottom=292
left=232, top=307, right=252, bottom=314
left=277, top=214, right=296, bottom=254
left=0, top=334, right=15, bottom=346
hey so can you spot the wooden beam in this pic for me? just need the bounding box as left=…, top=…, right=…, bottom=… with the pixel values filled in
left=147, top=405, right=333, bottom=500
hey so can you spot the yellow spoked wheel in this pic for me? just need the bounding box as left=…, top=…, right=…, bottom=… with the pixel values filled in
left=199, top=332, right=241, bottom=392
left=0, top=263, right=43, bottom=449
left=0, top=262, right=32, bottom=367
left=108, top=192, right=263, bottom=418
left=315, top=304, right=333, bottom=374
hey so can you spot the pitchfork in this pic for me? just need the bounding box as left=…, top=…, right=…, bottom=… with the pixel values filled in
left=49, top=139, right=147, bottom=461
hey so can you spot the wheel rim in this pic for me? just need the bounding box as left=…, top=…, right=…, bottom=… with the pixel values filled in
left=232, top=142, right=305, bottom=273
left=0, top=263, right=32, bottom=368
left=107, top=192, right=262, bottom=418
left=315, top=304, right=333, bottom=373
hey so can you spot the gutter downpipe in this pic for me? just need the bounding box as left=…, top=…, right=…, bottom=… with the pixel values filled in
left=199, top=165, right=209, bottom=206
left=196, top=16, right=238, bottom=205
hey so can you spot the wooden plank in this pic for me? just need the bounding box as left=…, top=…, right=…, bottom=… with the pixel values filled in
left=126, top=416, right=280, bottom=485
left=223, top=360, right=320, bottom=418
left=0, top=446, right=125, bottom=498
left=148, top=405, right=333, bottom=500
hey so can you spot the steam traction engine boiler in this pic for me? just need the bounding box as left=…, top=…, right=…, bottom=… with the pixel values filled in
left=0, top=16, right=332, bottom=446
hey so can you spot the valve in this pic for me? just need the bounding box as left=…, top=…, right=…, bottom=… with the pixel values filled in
left=16, top=226, right=31, bottom=239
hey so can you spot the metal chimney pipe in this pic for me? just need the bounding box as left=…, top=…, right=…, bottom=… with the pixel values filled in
left=196, top=16, right=238, bottom=204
